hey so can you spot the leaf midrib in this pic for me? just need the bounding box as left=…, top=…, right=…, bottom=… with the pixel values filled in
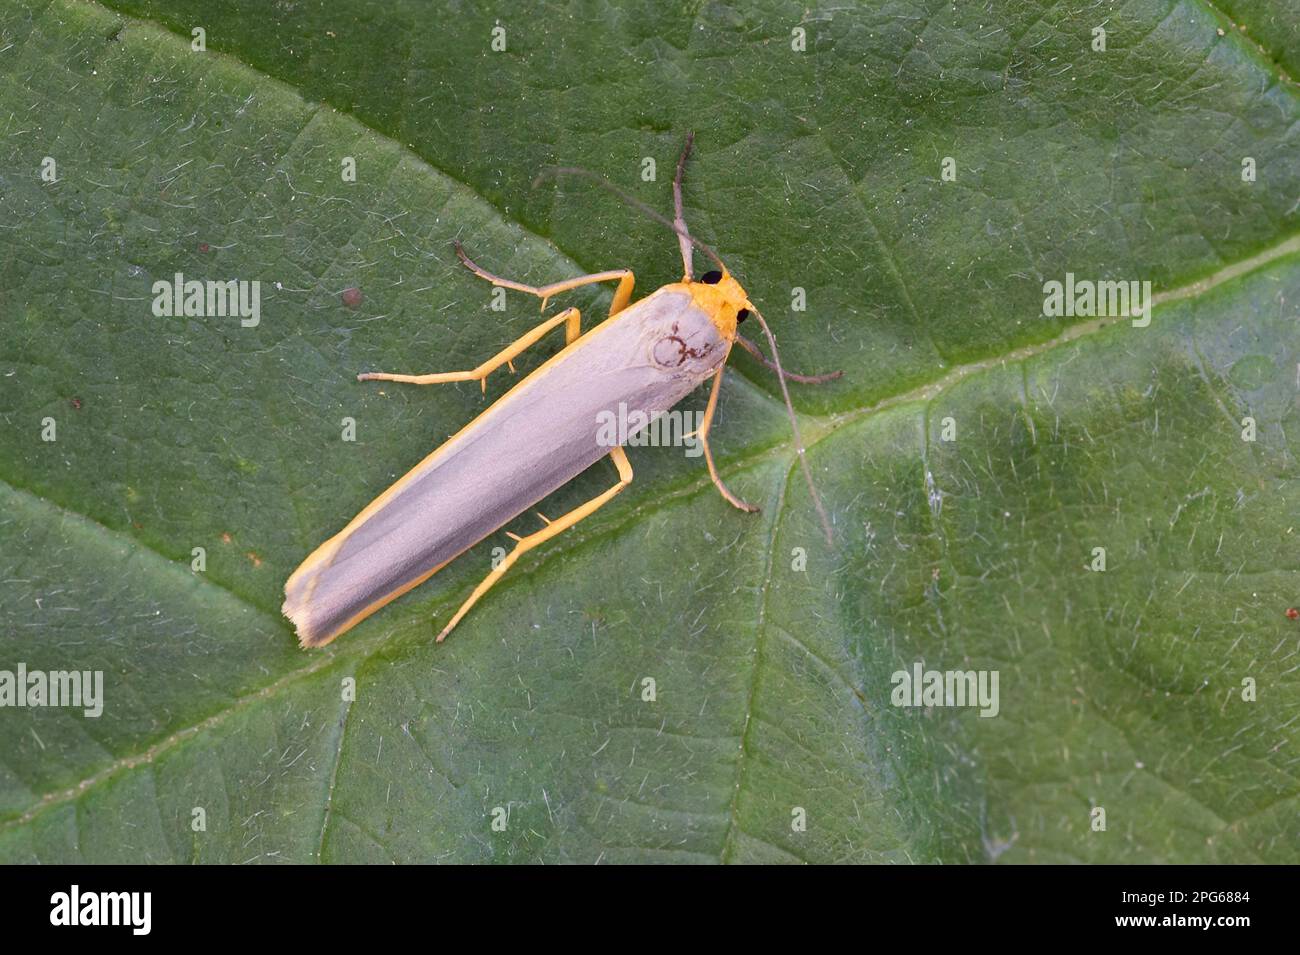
left=1198, top=0, right=1300, bottom=87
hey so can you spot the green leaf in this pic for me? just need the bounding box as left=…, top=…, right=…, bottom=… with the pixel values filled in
left=1, top=0, right=1296, bottom=863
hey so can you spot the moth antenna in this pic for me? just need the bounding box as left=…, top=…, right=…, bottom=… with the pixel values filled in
left=734, top=334, right=844, bottom=384
left=673, top=131, right=696, bottom=280
left=534, top=164, right=728, bottom=274
left=749, top=307, right=835, bottom=546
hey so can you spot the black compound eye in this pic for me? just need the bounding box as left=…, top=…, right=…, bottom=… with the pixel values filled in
left=700, top=270, right=723, bottom=284
left=736, top=308, right=750, bottom=323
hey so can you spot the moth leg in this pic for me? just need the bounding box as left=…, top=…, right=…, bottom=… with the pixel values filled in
left=455, top=241, right=635, bottom=319
left=436, top=447, right=634, bottom=641
left=733, top=334, right=843, bottom=385
left=692, top=365, right=759, bottom=513
left=358, top=307, right=582, bottom=394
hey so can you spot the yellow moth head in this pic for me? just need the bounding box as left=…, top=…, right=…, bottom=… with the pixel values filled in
left=686, top=268, right=752, bottom=341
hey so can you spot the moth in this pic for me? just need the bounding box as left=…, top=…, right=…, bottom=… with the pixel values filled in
left=284, top=134, right=838, bottom=648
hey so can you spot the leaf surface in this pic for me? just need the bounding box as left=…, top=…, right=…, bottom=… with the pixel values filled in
left=0, top=0, right=1296, bottom=862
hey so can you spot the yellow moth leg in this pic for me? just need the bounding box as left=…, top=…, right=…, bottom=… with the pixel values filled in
left=358, top=307, right=582, bottom=393
left=436, top=447, right=634, bottom=642
left=455, top=241, right=635, bottom=318
left=694, top=365, right=759, bottom=513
